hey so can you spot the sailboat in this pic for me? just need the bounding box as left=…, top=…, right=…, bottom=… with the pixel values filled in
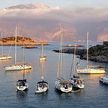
left=70, top=45, right=84, bottom=89
left=16, top=69, right=28, bottom=91
left=0, top=32, right=12, bottom=60
left=77, top=32, right=105, bottom=74
left=35, top=59, right=48, bottom=93
left=39, top=43, right=47, bottom=61
left=55, top=27, right=72, bottom=93
left=5, top=26, right=32, bottom=71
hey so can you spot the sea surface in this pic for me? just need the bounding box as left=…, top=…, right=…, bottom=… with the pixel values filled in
left=0, top=42, right=108, bottom=108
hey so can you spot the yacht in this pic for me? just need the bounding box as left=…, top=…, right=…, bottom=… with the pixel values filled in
left=70, top=45, right=84, bottom=89
left=70, top=75, right=84, bottom=89
left=35, top=50, right=48, bottom=94
left=55, top=77, right=72, bottom=93
left=39, top=44, right=47, bottom=61
left=77, top=66, right=105, bottom=74
left=35, top=80, right=48, bottom=93
left=5, top=26, right=32, bottom=71
left=0, top=56, right=12, bottom=60
left=16, top=79, right=28, bottom=91
left=5, top=64, right=32, bottom=71
left=77, top=32, right=105, bottom=74
left=99, top=75, right=108, bottom=84
left=55, top=26, right=72, bottom=93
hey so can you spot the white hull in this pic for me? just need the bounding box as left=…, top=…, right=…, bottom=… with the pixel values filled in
left=39, top=56, right=47, bottom=61
left=35, top=86, right=48, bottom=93
left=100, top=76, right=108, bottom=84
left=77, top=68, right=105, bottom=74
left=55, top=79, right=72, bottom=93
left=71, top=81, right=85, bottom=89
left=16, top=79, right=28, bottom=91
left=35, top=81, right=48, bottom=93
left=16, top=85, right=28, bottom=91
left=0, top=56, right=12, bottom=60
left=77, top=84, right=85, bottom=89
left=5, top=64, right=32, bottom=71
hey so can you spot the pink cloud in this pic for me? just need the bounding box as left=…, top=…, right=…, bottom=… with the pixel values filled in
left=97, top=31, right=108, bottom=41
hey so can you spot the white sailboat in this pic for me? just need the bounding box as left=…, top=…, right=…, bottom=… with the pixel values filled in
left=0, top=32, right=12, bottom=60
left=5, top=27, right=32, bottom=71
left=35, top=59, right=48, bottom=93
left=77, top=32, right=105, bottom=74
left=70, top=45, right=84, bottom=89
left=16, top=36, right=29, bottom=91
left=55, top=27, right=72, bottom=93
left=16, top=70, right=28, bottom=91
left=39, top=43, right=47, bottom=61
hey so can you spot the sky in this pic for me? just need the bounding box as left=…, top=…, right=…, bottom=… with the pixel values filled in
left=0, top=0, right=108, bottom=9
left=0, top=0, right=108, bottom=41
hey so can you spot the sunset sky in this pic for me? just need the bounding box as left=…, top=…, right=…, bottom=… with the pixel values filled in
left=0, top=0, right=108, bottom=8
left=0, top=0, right=108, bottom=41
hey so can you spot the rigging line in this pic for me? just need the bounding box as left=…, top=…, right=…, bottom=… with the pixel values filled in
left=1, top=32, right=3, bottom=57
left=14, top=26, right=18, bottom=64
left=87, top=32, right=89, bottom=72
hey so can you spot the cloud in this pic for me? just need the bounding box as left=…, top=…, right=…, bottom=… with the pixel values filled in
left=0, top=3, right=60, bottom=17
left=0, top=3, right=108, bottom=41
left=97, top=30, right=108, bottom=41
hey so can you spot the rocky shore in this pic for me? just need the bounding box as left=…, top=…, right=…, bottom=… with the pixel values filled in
left=0, top=36, right=48, bottom=46
left=53, top=42, right=108, bottom=63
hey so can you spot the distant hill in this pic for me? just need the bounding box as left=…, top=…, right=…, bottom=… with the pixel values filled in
left=0, top=36, right=48, bottom=46
left=53, top=42, right=108, bottom=63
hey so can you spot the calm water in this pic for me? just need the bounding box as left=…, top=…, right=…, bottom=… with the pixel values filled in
left=0, top=42, right=108, bottom=108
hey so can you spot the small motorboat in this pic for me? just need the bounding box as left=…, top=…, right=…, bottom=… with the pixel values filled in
left=99, top=75, right=108, bottom=84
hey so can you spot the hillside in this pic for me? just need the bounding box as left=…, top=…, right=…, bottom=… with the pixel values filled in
left=0, top=36, right=48, bottom=46
left=53, top=42, right=108, bottom=63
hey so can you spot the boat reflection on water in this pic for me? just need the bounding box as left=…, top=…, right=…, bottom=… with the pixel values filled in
left=20, top=69, right=32, bottom=74
left=16, top=90, right=28, bottom=100
left=88, top=74, right=105, bottom=79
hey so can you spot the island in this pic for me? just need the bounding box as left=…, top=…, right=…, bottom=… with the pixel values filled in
left=0, top=36, right=48, bottom=46
left=53, top=41, right=108, bottom=63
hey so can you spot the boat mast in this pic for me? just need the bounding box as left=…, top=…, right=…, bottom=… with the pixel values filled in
left=57, top=25, right=63, bottom=78
left=0, top=32, right=3, bottom=57
left=60, top=27, right=63, bottom=77
left=15, top=26, right=17, bottom=64
left=73, top=44, right=77, bottom=74
left=87, top=32, right=89, bottom=72
left=41, top=43, right=44, bottom=57
left=23, top=36, right=25, bottom=80
left=41, top=62, right=44, bottom=80
left=70, top=44, right=77, bottom=78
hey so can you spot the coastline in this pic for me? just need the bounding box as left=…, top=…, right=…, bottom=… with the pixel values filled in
left=0, top=36, right=48, bottom=46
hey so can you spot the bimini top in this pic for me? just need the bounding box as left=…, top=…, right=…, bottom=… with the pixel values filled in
left=17, top=79, right=27, bottom=82
left=37, top=80, right=48, bottom=84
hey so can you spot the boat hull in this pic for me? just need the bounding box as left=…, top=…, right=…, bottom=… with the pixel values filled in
left=39, top=56, right=47, bottom=61
left=16, top=86, right=28, bottom=91
left=55, top=80, right=72, bottom=93
left=35, top=87, right=48, bottom=93
left=5, top=64, right=32, bottom=71
left=99, top=77, right=108, bottom=85
left=0, top=56, right=12, bottom=60
left=35, top=81, right=48, bottom=94
left=77, top=68, right=105, bottom=74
